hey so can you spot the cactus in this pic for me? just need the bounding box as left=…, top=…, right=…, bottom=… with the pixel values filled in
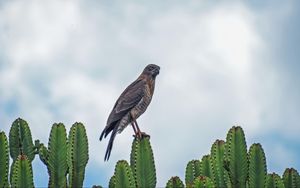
left=210, top=139, right=229, bottom=188
left=200, top=155, right=212, bottom=178
left=11, top=155, right=34, bottom=188
left=0, top=132, right=9, bottom=187
left=283, top=168, right=300, bottom=188
left=248, top=143, right=267, bottom=188
left=130, top=137, right=156, bottom=188
left=224, top=126, right=248, bottom=188
left=109, top=175, right=116, bottom=188
left=193, top=176, right=215, bottom=188
left=113, top=160, right=136, bottom=188
left=185, top=159, right=201, bottom=187
left=266, top=173, right=285, bottom=188
left=166, top=176, right=184, bottom=188
left=9, top=118, right=35, bottom=162
left=67, top=122, right=89, bottom=187
left=41, top=123, right=68, bottom=188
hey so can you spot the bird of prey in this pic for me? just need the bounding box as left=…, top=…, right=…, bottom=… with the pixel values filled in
left=100, top=64, right=160, bottom=161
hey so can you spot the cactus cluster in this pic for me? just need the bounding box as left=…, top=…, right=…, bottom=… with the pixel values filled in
left=107, top=137, right=157, bottom=188
left=1, top=118, right=300, bottom=188
left=166, top=126, right=300, bottom=188
left=0, top=118, right=89, bottom=188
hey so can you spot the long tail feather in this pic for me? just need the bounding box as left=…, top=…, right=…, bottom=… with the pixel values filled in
left=104, top=125, right=118, bottom=161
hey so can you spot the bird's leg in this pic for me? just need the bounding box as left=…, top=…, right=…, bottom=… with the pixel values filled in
left=133, top=120, right=150, bottom=139
left=131, top=122, right=138, bottom=137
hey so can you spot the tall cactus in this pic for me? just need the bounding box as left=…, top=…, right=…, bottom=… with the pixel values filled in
left=9, top=118, right=35, bottom=162
left=113, top=160, right=136, bottom=188
left=0, top=131, right=9, bottom=187
left=11, top=155, right=34, bottom=188
left=210, top=139, right=229, bottom=188
left=40, top=123, right=68, bottom=188
left=200, top=155, right=212, bottom=178
left=266, top=173, right=285, bottom=188
left=248, top=143, right=267, bottom=188
left=193, top=176, right=215, bottom=188
left=185, top=159, right=201, bottom=187
left=130, top=137, right=156, bottom=188
left=283, top=168, right=300, bottom=188
left=166, top=176, right=184, bottom=188
left=224, top=126, right=248, bottom=188
left=67, top=122, right=89, bottom=187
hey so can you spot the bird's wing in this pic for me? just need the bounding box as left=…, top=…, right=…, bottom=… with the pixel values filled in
left=106, top=79, right=145, bottom=126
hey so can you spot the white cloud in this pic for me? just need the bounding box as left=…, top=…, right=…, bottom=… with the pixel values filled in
left=0, top=0, right=298, bottom=187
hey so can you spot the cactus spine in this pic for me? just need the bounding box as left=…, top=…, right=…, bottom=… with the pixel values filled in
left=113, top=160, right=136, bottom=188
left=67, top=122, right=89, bottom=187
left=11, top=155, right=34, bottom=188
left=185, top=159, right=201, bottom=187
left=224, top=126, right=248, bottom=188
left=283, top=168, right=300, bottom=188
left=0, top=132, right=9, bottom=187
left=166, top=176, right=184, bottom=188
left=210, top=139, right=229, bottom=188
left=130, top=137, right=156, bottom=188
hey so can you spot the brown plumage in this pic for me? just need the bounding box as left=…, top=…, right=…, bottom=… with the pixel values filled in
left=100, top=64, right=160, bottom=161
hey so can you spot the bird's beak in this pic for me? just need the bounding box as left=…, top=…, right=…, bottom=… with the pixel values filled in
left=154, top=67, right=160, bottom=75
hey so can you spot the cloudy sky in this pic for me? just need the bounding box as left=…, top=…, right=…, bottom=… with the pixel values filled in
left=1, top=0, right=299, bottom=187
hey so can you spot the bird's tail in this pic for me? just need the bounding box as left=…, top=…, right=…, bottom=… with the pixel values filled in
left=104, top=125, right=118, bottom=161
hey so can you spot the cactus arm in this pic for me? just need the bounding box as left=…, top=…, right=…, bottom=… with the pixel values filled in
left=109, top=175, right=116, bottom=188
left=0, top=132, right=9, bottom=187
left=67, top=122, right=89, bottom=187
left=38, top=144, right=49, bottom=166
left=166, top=176, right=184, bottom=188
left=266, top=173, right=285, bottom=188
left=248, top=143, right=267, bottom=188
left=47, top=123, right=68, bottom=188
left=114, top=160, right=136, bottom=188
left=283, top=168, right=300, bottom=188
left=9, top=118, right=35, bottom=162
left=210, top=139, right=229, bottom=188
left=200, top=155, right=212, bottom=178
left=224, top=126, right=248, bottom=188
left=11, top=155, right=34, bottom=188
left=185, top=159, right=201, bottom=187
left=130, top=137, right=156, bottom=188
left=193, top=176, right=215, bottom=188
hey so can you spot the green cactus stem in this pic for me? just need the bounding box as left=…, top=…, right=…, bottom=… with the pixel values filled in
left=248, top=143, right=267, bottom=188
left=266, top=173, right=285, bottom=188
left=67, top=122, right=89, bottom=187
left=109, top=175, right=116, bottom=188
left=166, top=176, right=184, bottom=188
left=283, top=168, right=300, bottom=188
left=130, top=137, right=156, bottom=188
left=0, top=132, right=9, bottom=187
left=114, top=160, right=136, bottom=188
left=193, top=176, right=215, bottom=188
left=185, top=159, right=201, bottom=187
left=9, top=118, right=35, bottom=162
left=210, top=139, right=229, bottom=188
left=44, top=123, right=68, bottom=188
left=11, top=155, right=34, bottom=188
left=224, top=126, right=248, bottom=188
left=200, top=155, right=212, bottom=178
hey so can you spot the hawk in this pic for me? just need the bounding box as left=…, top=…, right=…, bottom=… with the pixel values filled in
left=100, top=64, right=160, bottom=161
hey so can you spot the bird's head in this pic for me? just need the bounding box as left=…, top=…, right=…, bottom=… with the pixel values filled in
left=142, top=64, right=160, bottom=78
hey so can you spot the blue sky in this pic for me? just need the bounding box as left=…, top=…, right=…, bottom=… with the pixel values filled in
left=0, top=0, right=300, bottom=187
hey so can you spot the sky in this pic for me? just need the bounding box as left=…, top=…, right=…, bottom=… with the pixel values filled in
left=0, top=0, right=300, bottom=187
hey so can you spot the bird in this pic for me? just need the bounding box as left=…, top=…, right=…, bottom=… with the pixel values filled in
left=100, top=64, right=160, bottom=161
